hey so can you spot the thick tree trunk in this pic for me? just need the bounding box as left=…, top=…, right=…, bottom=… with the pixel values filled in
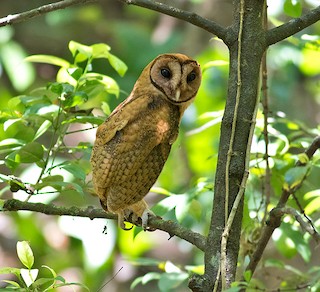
left=190, top=1, right=267, bottom=291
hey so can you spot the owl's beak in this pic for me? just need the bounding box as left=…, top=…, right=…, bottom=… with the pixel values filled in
left=175, top=89, right=181, bottom=101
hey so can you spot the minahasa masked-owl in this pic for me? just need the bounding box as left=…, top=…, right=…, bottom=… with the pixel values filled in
left=90, top=53, right=201, bottom=230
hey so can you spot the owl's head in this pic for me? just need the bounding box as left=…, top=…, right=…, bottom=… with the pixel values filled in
left=143, top=54, right=202, bottom=105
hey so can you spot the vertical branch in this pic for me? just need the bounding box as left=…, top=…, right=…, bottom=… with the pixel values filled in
left=220, top=0, right=245, bottom=290
left=261, top=1, right=271, bottom=224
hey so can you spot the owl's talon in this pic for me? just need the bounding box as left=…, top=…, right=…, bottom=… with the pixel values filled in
left=141, top=209, right=156, bottom=231
left=122, top=223, right=134, bottom=231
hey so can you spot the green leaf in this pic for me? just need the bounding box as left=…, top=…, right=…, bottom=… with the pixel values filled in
left=0, top=41, right=35, bottom=91
left=67, top=67, right=83, bottom=81
left=0, top=138, right=24, bottom=153
left=91, top=43, right=111, bottom=59
left=17, top=241, right=34, bottom=269
left=273, top=223, right=311, bottom=262
left=1, top=279, right=21, bottom=287
left=20, top=268, right=38, bottom=287
left=60, top=163, right=86, bottom=181
left=130, top=272, right=161, bottom=289
left=101, top=101, right=111, bottom=115
left=158, top=272, right=188, bottom=291
left=34, top=120, right=52, bottom=140
left=62, top=92, right=88, bottom=109
left=15, top=142, right=44, bottom=163
left=25, top=54, right=70, bottom=67
left=41, top=265, right=57, bottom=278
left=0, top=267, right=21, bottom=277
left=69, top=41, right=92, bottom=62
left=31, top=277, right=54, bottom=288
left=84, top=73, right=120, bottom=97
left=284, top=0, right=302, bottom=18
left=305, top=194, right=320, bottom=215
left=108, top=53, right=128, bottom=77
left=283, top=166, right=309, bottom=190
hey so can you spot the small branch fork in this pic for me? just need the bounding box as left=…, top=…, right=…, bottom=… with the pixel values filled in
left=1, top=198, right=206, bottom=251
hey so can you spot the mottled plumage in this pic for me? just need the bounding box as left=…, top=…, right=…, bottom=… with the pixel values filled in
left=90, top=53, right=201, bottom=230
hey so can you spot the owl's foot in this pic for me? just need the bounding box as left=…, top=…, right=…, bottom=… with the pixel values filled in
left=124, top=208, right=156, bottom=231
left=118, top=211, right=133, bottom=231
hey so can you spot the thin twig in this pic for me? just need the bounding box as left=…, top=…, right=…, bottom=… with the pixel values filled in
left=0, top=0, right=98, bottom=27
left=273, top=207, right=320, bottom=242
left=118, top=0, right=228, bottom=41
left=261, top=0, right=271, bottom=225
left=266, top=5, right=320, bottom=46
left=1, top=198, right=206, bottom=251
left=96, top=267, right=123, bottom=292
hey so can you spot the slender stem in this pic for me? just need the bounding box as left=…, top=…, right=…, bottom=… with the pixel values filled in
left=0, top=0, right=97, bottom=27
left=261, top=1, right=271, bottom=225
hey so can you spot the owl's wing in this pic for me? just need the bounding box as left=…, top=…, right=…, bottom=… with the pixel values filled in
left=91, top=94, right=175, bottom=200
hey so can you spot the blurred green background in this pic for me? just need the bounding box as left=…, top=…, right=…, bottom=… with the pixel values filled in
left=0, top=0, right=320, bottom=291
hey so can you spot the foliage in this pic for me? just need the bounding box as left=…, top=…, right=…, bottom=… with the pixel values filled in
left=0, top=40, right=126, bottom=198
left=0, top=1, right=320, bottom=291
left=0, top=241, right=89, bottom=291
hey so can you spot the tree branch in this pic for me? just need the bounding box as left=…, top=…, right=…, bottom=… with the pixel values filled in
left=1, top=198, right=206, bottom=251
left=245, top=135, right=320, bottom=278
left=0, top=0, right=98, bottom=27
left=267, top=5, right=320, bottom=46
left=117, top=0, right=228, bottom=42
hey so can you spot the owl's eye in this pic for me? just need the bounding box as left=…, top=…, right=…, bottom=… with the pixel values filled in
left=161, top=68, right=171, bottom=79
left=187, top=72, right=196, bottom=83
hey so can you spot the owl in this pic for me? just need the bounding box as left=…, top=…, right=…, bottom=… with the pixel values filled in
left=90, top=53, right=201, bottom=230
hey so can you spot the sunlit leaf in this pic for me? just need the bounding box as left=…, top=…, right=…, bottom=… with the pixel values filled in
left=283, top=166, right=309, bottom=191
left=69, top=41, right=92, bottom=59
left=91, top=43, right=111, bottom=59
left=305, top=195, right=320, bottom=215
left=42, top=265, right=57, bottom=278
left=0, top=41, right=35, bottom=91
left=15, top=142, right=44, bottom=163
left=101, top=101, right=111, bottom=116
left=67, top=67, right=83, bottom=80
left=17, top=241, right=34, bottom=269
left=84, top=73, right=120, bottom=97
left=20, top=268, right=38, bottom=287
left=108, top=53, right=128, bottom=77
left=1, top=279, right=21, bottom=287
left=25, top=54, right=70, bottom=67
left=60, top=162, right=86, bottom=181
left=284, top=0, right=302, bottom=18
left=34, top=120, right=52, bottom=140
left=158, top=272, right=188, bottom=291
left=0, top=267, right=21, bottom=277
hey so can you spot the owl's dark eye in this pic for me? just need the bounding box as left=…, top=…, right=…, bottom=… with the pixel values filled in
left=187, top=72, right=196, bottom=83
left=161, top=68, right=171, bottom=79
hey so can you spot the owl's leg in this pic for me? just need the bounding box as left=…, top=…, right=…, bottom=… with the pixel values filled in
left=117, top=210, right=133, bottom=231
left=128, top=200, right=155, bottom=231
left=102, top=198, right=133, bottom=230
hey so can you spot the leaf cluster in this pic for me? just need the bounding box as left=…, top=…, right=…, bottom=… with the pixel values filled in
left=0, top=41, right=127, bottom=198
